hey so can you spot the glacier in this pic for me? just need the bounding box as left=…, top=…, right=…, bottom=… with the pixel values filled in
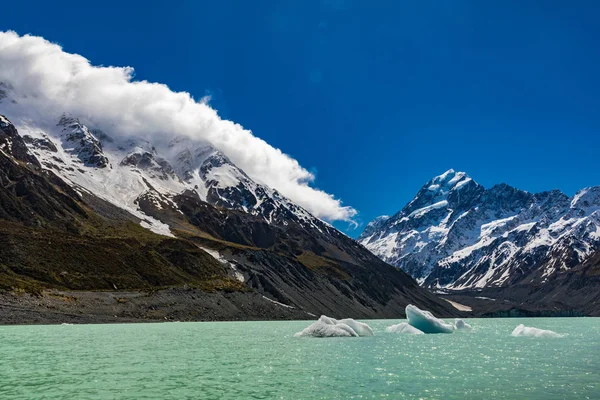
left=294, top=316, right=373, bottom=338
left=511, top=324, right=562, bottom=338
left=405, top=305, right=456, bottom=334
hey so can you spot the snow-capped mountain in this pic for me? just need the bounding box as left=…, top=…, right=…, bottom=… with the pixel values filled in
left=1, top=111, right=457, bottom=319
left=1, top=104, right=328, bottom=237
left=359, top=169, right=600, bottom=290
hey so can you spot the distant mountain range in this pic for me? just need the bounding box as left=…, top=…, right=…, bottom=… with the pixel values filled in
left=359, top=169, right=600, bottom=315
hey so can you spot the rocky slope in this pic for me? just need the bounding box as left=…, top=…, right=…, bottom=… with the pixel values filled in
left=0, top=114, right=457, bottom=322
left=440, top=249, right=600, bottom=317
left=359, top=169, right=600, bottom=293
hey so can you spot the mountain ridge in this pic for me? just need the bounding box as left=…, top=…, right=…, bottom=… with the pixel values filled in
left=359, top=169, right=600, bottom=292
left=0, top=112, right=458, bottom=322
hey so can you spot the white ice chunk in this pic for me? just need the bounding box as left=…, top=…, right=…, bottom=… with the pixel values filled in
left=294, top=315, right=373, bottom=338
left=293, top=321, right=358, bottom=338
left=511, top=324, right=562, bottom=338
left=318, top=315, right=338, bottom=325
left=385, top=322, right=424, bottom=335
left=454, top=319, right=472, bottom=331
left=405, top=304, right=455, bottom=334
left=337, top=318, right=374, bottom=337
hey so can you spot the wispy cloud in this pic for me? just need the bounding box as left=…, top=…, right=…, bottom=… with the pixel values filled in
left=0, top=31, right=357, bottom=222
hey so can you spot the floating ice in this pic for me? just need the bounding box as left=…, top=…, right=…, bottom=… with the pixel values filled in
left=294, top=316, right=373, bottom=338
left=405, top=304, right=456, bottom=334
left=454, top=319, right=473, bottom=331
left=385, top=322, right=424, bottom=335
left=293, top=321, right=357, bottom=338
left=511, top=324, right=562, bottom=338
left=337, top=318, right=374, bottom=337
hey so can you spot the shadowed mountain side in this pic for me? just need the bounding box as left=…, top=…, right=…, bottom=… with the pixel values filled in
left=439, top=253, right=600, bottom=317
left=0, top=117, right=458, bottom=321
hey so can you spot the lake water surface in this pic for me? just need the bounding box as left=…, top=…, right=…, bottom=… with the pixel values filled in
left=0, top=318, right=598, bottom=399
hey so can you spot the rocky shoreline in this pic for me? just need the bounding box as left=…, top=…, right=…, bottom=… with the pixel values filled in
left=5, top=289, right=595, bottom=327
left=0, top=289, right=315, bottom=325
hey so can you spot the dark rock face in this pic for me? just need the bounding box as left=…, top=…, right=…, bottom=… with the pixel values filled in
left=58, top=115, right=109, bottom=168
left=0, top=115, right=42, bottom=169
left=0, top=117, right=86, bottom=229
left=22, top=135, right=58, bottom=153
left=157, top=190, right=458, bottom=318
left=121, top=151, right=177, bottom=180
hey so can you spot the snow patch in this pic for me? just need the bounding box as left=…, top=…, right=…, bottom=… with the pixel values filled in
left=199, top=246, right=245, bottom=282
left=408, top=200, right=449, bottom=219
left=261, top=296, right=294, bottom=309
left=443, top=299, right=472, bottom=312
left=139, top=219, right=174, bottom=237
left=453, top=177, right=472, bottom=190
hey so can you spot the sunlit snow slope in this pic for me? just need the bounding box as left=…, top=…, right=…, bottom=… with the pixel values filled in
left=359, top=169, right=600, bottom=290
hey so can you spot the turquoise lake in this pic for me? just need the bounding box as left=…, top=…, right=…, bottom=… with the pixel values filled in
left=0, top=318, right=598, bottom=399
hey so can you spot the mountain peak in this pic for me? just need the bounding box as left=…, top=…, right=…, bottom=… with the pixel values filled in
left=571, top=186, right=600, bottom=210
left=0, top=114, right=11, bottom=128
left=398, top=170, right=479, bottom=217
left=360, top=172, right=600, bottom=291
left=436, top=168, right=457, bottom=179
left=428, top=169, right=471, bottom=188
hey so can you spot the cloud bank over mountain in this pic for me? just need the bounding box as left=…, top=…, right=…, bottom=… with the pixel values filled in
left=0, top=31, right=357, bottom=222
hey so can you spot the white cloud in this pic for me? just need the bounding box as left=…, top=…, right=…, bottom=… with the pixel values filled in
left=0, top=31, right=357, bottom=222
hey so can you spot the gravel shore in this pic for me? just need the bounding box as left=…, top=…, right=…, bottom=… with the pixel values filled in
left=0, top=288, right=314, bottom=325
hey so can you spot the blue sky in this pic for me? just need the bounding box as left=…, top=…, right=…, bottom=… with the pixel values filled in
left=3, top=1, right=600, bottom=236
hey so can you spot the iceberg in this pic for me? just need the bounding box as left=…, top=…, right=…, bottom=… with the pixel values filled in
left=337, top=318, right=374, bottom=337
left=405, top=304, right=456, bottom=334
left=294, top=316, right=373, bottom=338
left=511, top=324, right=562, bottom=338
left=385, top=322, right=424, bottom=335
left=454, top=319, right=473, bottom=331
